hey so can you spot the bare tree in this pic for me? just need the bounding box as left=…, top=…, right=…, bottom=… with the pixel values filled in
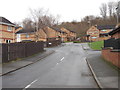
left=100, top=3, right=107, bottom=19
left=108, top=2, right=114, bottom=17
left=108, top=2, right=118, bottom=17
left=22, top=18, right=34, bottom=31
left=29, top=8, right=60, bottom=41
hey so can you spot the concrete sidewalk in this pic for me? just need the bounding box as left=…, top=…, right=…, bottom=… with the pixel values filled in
left=1, top=49, right=55, bottom=76
left=81, top=43, right=119, bottom=89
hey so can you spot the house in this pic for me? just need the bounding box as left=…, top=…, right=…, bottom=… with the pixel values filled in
left=16, top=28, right=47, bottom=42
left=109, top=26, right=120, bottom=39
left=60, top=27, right=77, bottom=41
left=86, top=26, right=99, bottom=41
left=102, top=26, right=120, bottom=68
left=0, top=17, right=15, bottom=43
left=68, top=29, right=77, bottom=41
left=51, top=27, right=67, bottom=42
left=43, top=26, right=59, bottom=40
left=86, top=25, right=115, bottom=41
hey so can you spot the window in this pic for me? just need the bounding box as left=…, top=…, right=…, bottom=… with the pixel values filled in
left=7, top=26, right=12, bottom=31
left=26, top=34, right=29, bottom=38
left=101, top=30, right=107, bottom=31
left=6, top=40, right=11, bottom=43
left=91, top=37, right=97, bottom=39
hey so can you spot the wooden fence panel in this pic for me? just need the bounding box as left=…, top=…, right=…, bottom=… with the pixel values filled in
left=104, top=38, right=120, bottom=49
left=2, top=44, right=8, bottom=62
left=2, top=41, right=44, bottom=63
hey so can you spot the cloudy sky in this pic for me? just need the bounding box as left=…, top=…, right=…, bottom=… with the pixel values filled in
left=0, top=0, right=119, bottom=23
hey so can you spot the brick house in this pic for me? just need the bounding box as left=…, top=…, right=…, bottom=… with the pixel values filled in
left=51, top=27, right=68, bottom=42
left=60, top=27, right=77, bottom=41
left=43, top=26, right=63, bottom=40
left=69, top=30, right=77, bottom=41
left=102, top=26, right=120, bottom=68
left=109, top=26, right=120, bottom=39
left=0, top=17, right=15, bottom=43
left=86, top=25, right=115, bottom=41
left=16, top=28, right=47, bottom=42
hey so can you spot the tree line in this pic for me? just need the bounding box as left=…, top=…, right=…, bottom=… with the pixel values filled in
left=15, top=1, right=118, bottom=38
left=57, top=1, right=118, bottom=37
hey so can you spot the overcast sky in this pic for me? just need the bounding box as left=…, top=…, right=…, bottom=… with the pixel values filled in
left=0, top=0, right=119, bottom=23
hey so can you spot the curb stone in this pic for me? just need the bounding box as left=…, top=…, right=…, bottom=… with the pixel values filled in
left=1, top=50, right=55, bottom=76
left=86, top=58, right=103, bottom=90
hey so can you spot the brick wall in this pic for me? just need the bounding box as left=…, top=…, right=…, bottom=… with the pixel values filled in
left=102, top=48, right=120, bottom=68
left=61, top=27, right=71, bottom=37
left=20, top=33, right=35, bottom=41
left=43, top=27, right=57, bottom=38
left=16, top=29, right=47, bottom=42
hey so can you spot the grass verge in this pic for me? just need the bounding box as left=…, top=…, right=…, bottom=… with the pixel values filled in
left=88, top=41, right=104, bottom=50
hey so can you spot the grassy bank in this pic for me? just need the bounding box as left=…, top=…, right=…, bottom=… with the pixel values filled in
left=88, top=41, right=104, bottom=50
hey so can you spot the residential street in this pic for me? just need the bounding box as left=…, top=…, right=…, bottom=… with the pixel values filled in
left=2, top=43, right=98, bottom=89
left=1, top=0, right=120, bottom=89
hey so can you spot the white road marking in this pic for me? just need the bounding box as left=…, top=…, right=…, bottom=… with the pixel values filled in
left=56, top=57, right=65, bottom=65
left=23, top=79, right=38, bottom=89
left=60, top=57, right=64, bottom=61
left=51, top=57, right=65, bottom=70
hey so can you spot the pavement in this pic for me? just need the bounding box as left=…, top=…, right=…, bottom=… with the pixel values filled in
left=81, top=43, right=119, bottom=89
left=1, top=49, right=55, bottom=76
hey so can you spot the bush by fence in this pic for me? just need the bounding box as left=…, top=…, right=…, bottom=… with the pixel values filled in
left=104, top=38, right=120, bottom=49
left=1, top=41, right=44, bottom=63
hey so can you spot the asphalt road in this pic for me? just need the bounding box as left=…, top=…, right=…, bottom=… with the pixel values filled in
left=2, top=43, right=98, bottom=88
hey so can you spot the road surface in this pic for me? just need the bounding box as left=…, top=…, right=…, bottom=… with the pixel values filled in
left=2, top=43, right=98, bottom=88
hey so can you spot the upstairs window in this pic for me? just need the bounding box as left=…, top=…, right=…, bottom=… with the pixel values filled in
left=91, top=37, right=97, bottom=39
left=26, top=34, right=29, bottom=38
left=7, top=26, right=12, bottom=31
left=101, top=30, right=107, bottom=32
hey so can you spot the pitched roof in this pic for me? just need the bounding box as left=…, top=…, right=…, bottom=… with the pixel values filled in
left=69, top=29, right=76, bottom=33
left=109, top=26, right=120, bottom=35
left=97, top=25, right=115, bottom=30
left=50, top=27, right=67, bottom=33
left=63, top=28, right=76, bottom=33
left=0, top=17, right=15, bottom=26
left=16, top=28, right=36, bottom=34
left=50, top=27, right=61, bottom=32
left=15, top=26, right=22, bottom=30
